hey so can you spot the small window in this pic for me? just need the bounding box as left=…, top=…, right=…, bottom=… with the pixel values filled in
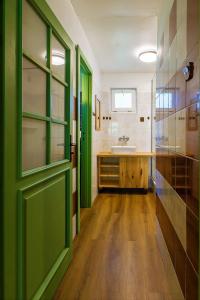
left=111, top=89, right=137, bottom=112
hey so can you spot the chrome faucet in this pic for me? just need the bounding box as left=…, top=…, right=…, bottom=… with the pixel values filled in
left=118, top=136, right=129, bottom=143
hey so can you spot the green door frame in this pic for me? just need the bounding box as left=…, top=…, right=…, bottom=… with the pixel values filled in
left=0, top=1, right=4, bottom=298
left=2, top=0, right=74, bottom=299
left=76, top=46, right=92, bottom=233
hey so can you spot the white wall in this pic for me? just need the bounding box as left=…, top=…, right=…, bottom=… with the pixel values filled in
left=100, top=73, right=154, bottom=152
left=46, top=0, right=103, bottom=202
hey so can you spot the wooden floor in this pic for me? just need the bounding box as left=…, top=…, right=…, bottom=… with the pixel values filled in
left=54, top=193, right=183, bottom=300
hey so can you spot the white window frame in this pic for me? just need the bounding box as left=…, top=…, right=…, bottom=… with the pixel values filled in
left=111, top=88, right=137, bottom=113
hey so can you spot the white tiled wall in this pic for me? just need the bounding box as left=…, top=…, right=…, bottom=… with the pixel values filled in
left=100, top=73, right=154, bottom=152
left=92, top=83, right=105, bottom=202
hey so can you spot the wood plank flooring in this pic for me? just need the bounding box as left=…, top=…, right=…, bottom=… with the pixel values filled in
left=54, top=193, right=184, bottom=300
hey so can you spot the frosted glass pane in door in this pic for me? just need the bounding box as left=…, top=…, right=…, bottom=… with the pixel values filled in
left=23, top=57, right=46, bottom=115
left=51, top=124, right=65, bottom=162
left=22, top=118, right=46, bottom=171
left=23, top=0, right=47, bottom=65
left=51, top=35, right=66, bottom=81
left=51, top=79, right=65, bottom=121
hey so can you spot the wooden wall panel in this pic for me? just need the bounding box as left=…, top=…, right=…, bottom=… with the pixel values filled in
left=157, top=195, right=199, bottom=299
left=156, top=0, right=200, bottom=298
left=187, top=0, right=199, bottom=55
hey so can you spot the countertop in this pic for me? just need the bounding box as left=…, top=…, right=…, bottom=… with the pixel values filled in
left=97, top=152, right=155, bottom=157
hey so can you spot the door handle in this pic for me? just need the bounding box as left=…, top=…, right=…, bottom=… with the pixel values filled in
left=70, top=134, right=75, bottom=162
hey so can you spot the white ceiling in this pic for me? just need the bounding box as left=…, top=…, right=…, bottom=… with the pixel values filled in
left=71, top=0, right=163, bottom=73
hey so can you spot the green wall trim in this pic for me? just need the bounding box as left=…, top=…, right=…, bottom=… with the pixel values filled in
left=77, top=47, right=93, bottom=75
left=21, top=160, right=70, bottom=178
left=19, top=165, right=71, bottom=190
left=23, top=50, right=51, bottom=73
left=51, top=118, right=68, bottom=125
left=28, top=0, right=73, bottom=50
left=0, top=0, right=4, bottom=297
left=34, top=248, right=72, bottom=300
left=47, top=26, right=51, bottom=165
left=52, top=73, right=69, bottom=87
left=23, top=112, right=51, bottom=122
left=76, top=46, right=81, bottom=233
left=76, top=45, right=92, bottom=233
left=3, top=0, right=18, bottom=297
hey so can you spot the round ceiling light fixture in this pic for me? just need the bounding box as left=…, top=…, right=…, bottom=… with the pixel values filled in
left=139, top=50, right=157, bottom=63
left=52, top=51, right=65, bottom=66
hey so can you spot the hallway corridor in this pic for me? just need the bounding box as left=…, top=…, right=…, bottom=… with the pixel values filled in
left=54, top=193, right=183, bottom=300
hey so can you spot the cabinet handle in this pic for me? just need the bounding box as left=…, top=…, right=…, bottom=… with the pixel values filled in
left=140, top=169, right=143, bottom=176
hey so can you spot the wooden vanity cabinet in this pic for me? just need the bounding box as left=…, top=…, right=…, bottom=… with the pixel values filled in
left=120, top=157, right=148, bottom=189
left=98, top=154, right=151, bottom=190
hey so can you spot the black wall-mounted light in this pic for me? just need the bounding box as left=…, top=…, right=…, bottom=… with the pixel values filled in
left=182, top=62, right=194, bottom=81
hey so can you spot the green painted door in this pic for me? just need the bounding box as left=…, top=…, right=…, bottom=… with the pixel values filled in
left=0, top=0, right=3, bottom=298
left=80, top=67, right=90, bottom=208
left=76, top=48, right=92, bottom=231
left=2, top=0, right=73, bottom=299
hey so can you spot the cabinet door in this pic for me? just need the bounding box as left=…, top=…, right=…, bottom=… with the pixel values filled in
left=127, top=157, right=142, bottom=188
left=137, top=157, right=148, bottom=188
left=120, top=157, right=148, bottom=188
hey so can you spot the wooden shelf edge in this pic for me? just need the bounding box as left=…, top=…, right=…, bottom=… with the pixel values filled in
left=99, top=185, right=120, bottom=188
left=100, top=165, right=119, bottom=168
left=100, top=174, right=119, bottom=178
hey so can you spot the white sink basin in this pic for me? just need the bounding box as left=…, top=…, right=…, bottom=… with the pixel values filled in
left=111, top=146, right=136, bottom=154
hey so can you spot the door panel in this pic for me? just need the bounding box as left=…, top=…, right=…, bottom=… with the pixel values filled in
left=3, top=0, right=74, bottom=299
left=127, top=157, right=139, bottom=188
left=0, top=0, right=3, bottom=298
left=80, top=68, right=89, bottom=207
left=24, top=175, right=66, bottom=300
left=76, top=48, right=92, bottom=232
